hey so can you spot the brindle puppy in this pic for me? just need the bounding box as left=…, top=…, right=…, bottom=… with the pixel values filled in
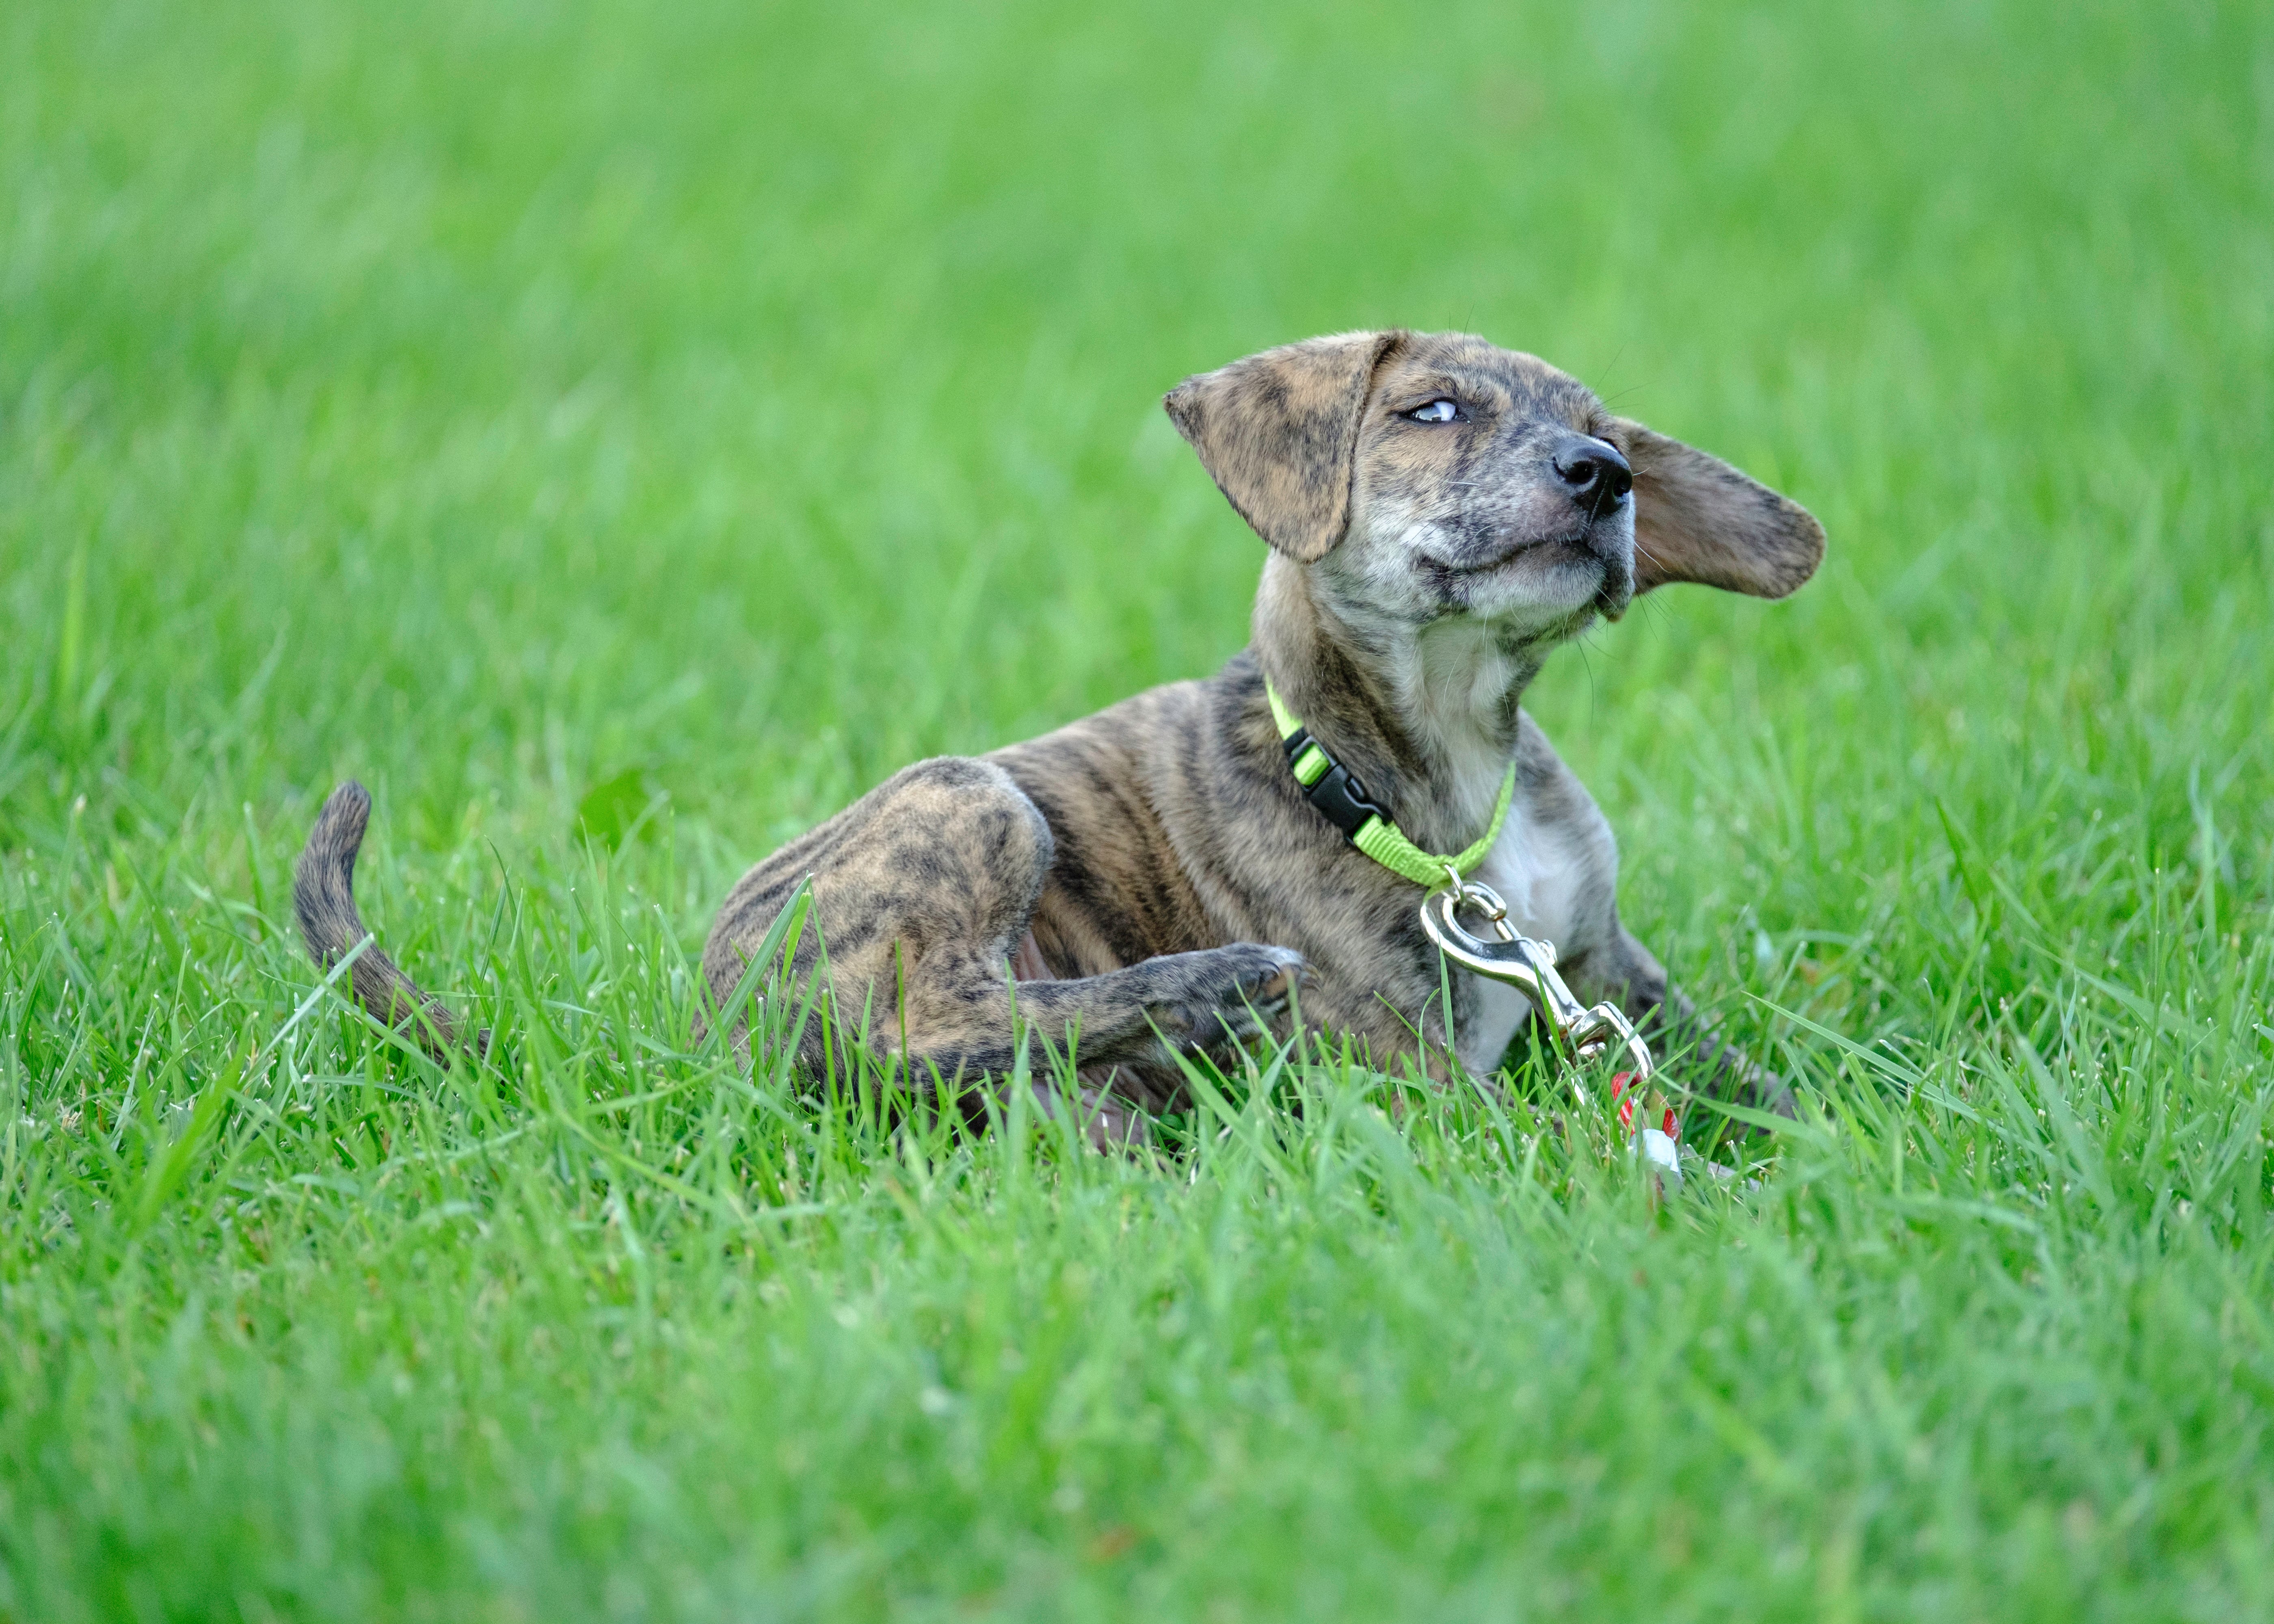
left=295, top=330, right=1822, bottom=1140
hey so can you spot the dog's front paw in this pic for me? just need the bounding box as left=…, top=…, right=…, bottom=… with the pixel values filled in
left=1225, top=942, right=1308, bottom=1016
left=1155, top=942, right=1308, bottom=1051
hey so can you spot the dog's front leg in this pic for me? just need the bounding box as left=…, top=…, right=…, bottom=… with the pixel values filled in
left=991, top=943, right=1309, bottom=1072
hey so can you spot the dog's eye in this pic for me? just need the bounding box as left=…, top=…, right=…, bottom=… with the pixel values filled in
left=1405, top=399, right=1459, bottom=424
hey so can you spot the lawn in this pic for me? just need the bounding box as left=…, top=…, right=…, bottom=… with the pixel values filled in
left=3, top=0, right=2272, bottom=1617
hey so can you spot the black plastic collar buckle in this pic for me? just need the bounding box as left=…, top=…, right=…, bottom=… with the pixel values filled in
left=1281, top=729, right=1384, bottom=844
left=1306, top=761, right=1386, bottom=842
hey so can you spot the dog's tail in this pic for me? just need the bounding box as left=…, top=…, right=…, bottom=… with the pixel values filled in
left=294, top=781, right=480, bottom=1055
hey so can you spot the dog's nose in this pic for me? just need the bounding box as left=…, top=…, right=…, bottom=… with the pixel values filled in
left=1552, top=436, right=1634, bottom=511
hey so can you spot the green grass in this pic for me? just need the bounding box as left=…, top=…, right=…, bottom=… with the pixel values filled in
left=4, top=0, right=2273, bottom=1616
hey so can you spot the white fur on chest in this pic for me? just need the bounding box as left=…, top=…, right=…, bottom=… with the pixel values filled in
left=1452, top=800, right=1590, bottom=1073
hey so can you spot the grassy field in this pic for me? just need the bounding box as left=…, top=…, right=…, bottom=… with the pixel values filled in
left=4, top=0, right=2272, bottom=1616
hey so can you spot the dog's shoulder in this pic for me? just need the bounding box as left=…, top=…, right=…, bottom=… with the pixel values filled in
left=1507, top=709, right=1619, bottom=873
left=979, top=667, right=1250, bottom=967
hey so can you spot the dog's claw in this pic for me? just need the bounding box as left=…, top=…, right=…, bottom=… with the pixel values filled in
left=1239, top=946, right=1308, bottom=1008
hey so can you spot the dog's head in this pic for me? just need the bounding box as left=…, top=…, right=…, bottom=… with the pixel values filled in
left=1165, top=330, right=1823, bottom=638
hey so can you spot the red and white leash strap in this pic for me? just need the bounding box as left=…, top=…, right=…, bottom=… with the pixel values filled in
left=1418, top=876, right=1683, bottom=1184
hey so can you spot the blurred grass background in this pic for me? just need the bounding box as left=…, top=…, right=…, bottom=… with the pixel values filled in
left=3, top=0, right=2272, bottom=1618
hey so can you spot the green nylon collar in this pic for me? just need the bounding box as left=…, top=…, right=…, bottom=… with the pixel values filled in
left=1265, top=680, right=1516, bottom=889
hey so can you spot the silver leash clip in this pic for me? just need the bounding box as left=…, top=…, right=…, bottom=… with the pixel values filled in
left=1419, top=868, right=1678, bottom=1181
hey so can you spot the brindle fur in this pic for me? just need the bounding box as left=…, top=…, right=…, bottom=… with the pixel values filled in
left=294, top=781, right=486, bottom=1054
left=295, top=330, right=1824, bottom=1142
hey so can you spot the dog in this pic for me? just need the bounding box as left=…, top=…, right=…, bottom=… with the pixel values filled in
left=295, top=330, right=1822, bottom=1140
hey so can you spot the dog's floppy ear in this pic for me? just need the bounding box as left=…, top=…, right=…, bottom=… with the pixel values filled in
left=1608, top=417, right=1825, bottom=598
left=1164, top=330, right=1408, bottom=563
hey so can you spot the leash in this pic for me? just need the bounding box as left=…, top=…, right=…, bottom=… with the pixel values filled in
left=1266, top=680, right=1683, bottom=1183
